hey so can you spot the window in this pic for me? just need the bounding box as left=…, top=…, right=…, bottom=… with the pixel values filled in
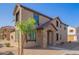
left=56, top=21, right=59, bottom=27
left=70, top=29, right=74, bottom=32
left=33, top=13, right=39, bottom=25
left=16, top=11, right=19, bottom=22
left=56, top=33, right=59, bottom=41
left=27, top=32, right=36, bottom=41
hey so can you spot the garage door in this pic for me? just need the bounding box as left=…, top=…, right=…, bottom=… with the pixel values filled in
left=68, top=35, right=74, bottom=41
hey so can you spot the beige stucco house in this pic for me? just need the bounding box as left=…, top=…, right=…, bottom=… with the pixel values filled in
left=0, top=26, right=15, bottom=41
left=67, top=26, right=77, bottom=42
left=13, top=4, right=68, bottom=48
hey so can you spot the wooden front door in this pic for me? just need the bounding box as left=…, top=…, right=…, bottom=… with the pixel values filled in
left=47, top=30, right=53, bottom=46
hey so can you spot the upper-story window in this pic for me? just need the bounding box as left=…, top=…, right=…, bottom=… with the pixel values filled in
left=16, top=11, right=19, bottom=22
left=56, top=20, right=59, bottom=27
left=33, top=13, right=39, bottom=25
left=70, top=29, right=74, bottom=32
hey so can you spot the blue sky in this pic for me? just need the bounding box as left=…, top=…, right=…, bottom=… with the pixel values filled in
left=0, top=3, right=79, bottom=27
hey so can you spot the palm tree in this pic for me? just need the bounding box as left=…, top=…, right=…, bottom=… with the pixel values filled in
left=16, top=17, right=36, bottom=55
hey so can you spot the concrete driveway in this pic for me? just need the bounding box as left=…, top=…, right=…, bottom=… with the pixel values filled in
left=53, top=42, right=79, bottom=50
left=23, top=49, right=64, bottom=55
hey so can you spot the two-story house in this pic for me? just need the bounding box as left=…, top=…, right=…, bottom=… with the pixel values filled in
left=13, top=4, right=68, bottom=48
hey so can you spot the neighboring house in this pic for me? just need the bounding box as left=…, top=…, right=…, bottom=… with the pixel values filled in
left=67, top=26, right=77, bottom=42
left=76, top=27, right=79, bottom=41
left=0, top=26, right=15, bottom=41
left=0, top=26, right=16, bottom=47
left=13, top=4, right=68, bottom=48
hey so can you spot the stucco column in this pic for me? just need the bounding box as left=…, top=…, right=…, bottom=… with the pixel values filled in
left=18, top=7, right=24, bottom=55
left=53, top=32, right=56, bottom=46
left=43, top=29, right=47, bottom=48
left=36, top=29, right=43, bottom=48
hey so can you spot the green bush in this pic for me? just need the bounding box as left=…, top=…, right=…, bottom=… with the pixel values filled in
left=5, top=43, right=10, bottom=47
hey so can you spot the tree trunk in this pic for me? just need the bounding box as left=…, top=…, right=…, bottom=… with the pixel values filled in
left=18, top=32, right=24, bottom=55
left=18, top=36, right=20, bottom=54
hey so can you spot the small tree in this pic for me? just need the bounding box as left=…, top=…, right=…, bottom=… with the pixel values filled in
left=16, top=17, right=36, bottom=55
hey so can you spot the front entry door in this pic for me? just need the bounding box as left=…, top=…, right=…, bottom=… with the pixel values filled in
left=47, top=31, right=53, bottom=46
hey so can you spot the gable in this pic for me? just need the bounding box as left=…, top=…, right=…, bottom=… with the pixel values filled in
left=44, top=23, right=57, bottom=31
left=54, top=17, right=61, bottom=24
left=13, top=4, right=20, bottom=15
left=37, top=20, right=57, bottom=31
left=53, top=16, right=68, bottom=27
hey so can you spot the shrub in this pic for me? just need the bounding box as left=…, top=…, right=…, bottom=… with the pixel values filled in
left=5, top=43, right=10, bottom=47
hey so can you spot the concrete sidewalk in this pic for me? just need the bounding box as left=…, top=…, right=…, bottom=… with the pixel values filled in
left=49, top=46, right=79, bottom=55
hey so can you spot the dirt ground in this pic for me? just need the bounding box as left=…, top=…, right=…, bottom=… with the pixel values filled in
left=0, top=40, right=64, bottom=55
left=1, top=40, right=79, bottom=55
